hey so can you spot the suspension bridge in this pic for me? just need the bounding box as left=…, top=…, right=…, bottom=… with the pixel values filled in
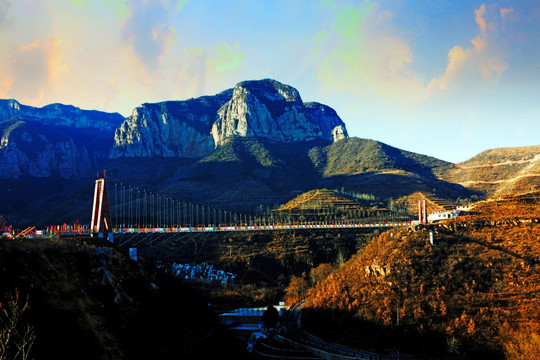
left=40, top=173, right=421, bottom=237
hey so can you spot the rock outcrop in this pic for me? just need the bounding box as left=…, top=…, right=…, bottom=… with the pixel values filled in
left=111, top=79, right=348, bottom=158
left=0, top=99, right=124, bottom=131
left=211, top=79, right=347, bottom=146
left=1, top=118, right=95, bottom=178
left=0, top=100, right=124, bottom=179
left=110, top=91, right=232, bottom=158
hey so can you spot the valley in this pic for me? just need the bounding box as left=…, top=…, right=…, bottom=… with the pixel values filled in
left=2, top=192, right=539, bottom=359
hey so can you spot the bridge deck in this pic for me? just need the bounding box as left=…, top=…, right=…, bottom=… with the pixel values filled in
left=112, top=221, right=418, bottom=234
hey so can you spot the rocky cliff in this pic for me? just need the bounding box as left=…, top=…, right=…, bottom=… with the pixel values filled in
left=111, top=79, right=348, bottom=158
left=210, top=79, right=347, bottom=146
left=0, top=119, right=93, bottom=178
left=0, top=100, right=124, bottom=179
left=110, top=90, right=232, bottom=158
left=0, top=99, right=124, bottom=131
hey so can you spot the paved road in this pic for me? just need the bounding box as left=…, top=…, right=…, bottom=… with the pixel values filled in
left=279, top=304, right=402, bottom=360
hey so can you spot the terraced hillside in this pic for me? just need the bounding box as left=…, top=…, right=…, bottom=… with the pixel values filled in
left=273, top=189, right=388, bottom=222
left=442, top=145, right=540, bottom=198
left=395, top=191, right=461, bottom=214
left=276, top=189, right=369, bottom=212
left=274, top=189, right=462, bottom=223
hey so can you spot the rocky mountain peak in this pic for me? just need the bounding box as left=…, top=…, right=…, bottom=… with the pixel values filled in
left=112, top=79, right=348, bottom=158
left=0, top=99, right=21, bottom=122
left=211, top=79, right=348, bottom=146
left=110, top=91, right=232, bottom=158
left=7, top=99, right=20, bottom=110
left=234, top=79, right=303, bottom=104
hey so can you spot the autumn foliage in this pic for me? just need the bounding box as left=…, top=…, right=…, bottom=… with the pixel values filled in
left=291, top=193, right=540, bottom=359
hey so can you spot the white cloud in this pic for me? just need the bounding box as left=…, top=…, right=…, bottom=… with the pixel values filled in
left=122, top=0, right=184, bottom=70
left=314, top=1, right=516, bottom=111
left=499, top=7, right=515, bottom=21
left=474, top=4, right=487, bottom=33
left=0, top=37, right=67, bottom=102
left=428, top=3, right=508, bottom=92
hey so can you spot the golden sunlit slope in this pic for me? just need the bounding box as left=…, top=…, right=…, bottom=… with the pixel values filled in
left=395, top=191, right=460, bottom=214
left=442, top=145, right=540, bottom=198
left=296, top=192, right=540, bottom=359
left=276, top=189, right=365, bottom=211
left=272, top=188, right=392, bottom=223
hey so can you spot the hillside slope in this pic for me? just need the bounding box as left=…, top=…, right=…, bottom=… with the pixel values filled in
left=0, top=238, right=249, bottom=359
left=105, top=136, right=477, bottom=217
left=297, top=193, right=540, bottom=359
left=441, top=145, right=540, bottom=198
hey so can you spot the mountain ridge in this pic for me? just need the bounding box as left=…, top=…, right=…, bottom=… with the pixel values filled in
left=111, top=79, right=348, bottom=159
left=0, top=100, right=123, bottom=180
left=0, top=79, right=539, bottom=226
left=0, top=99, right=124, bottom=131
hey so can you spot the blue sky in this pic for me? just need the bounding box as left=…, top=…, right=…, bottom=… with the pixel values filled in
left=1, top=0, right=539, bottom=162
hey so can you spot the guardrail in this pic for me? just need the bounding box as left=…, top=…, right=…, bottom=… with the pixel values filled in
left=112, top=221, right=418, bottom=234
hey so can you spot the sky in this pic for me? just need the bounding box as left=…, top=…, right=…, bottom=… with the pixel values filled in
left=1, top=0, right=539, bottom=163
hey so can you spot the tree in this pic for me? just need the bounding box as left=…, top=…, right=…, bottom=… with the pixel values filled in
left=0, top=291, right=35, bottom=360
left=504, top=330, right=540, bottom=360
left=284, top=275, right=309, bottom=306
left=0, top=215, right=12, bottom=235
left=310, top=263, right=334, bottom=286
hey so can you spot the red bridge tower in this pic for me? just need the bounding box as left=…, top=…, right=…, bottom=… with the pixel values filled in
left=91, top=171, right=112, bottom=233
left=418, top=199, right=427, bottom=225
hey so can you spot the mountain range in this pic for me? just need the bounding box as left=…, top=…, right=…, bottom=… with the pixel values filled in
left=1, top=79, right=539, bottom=227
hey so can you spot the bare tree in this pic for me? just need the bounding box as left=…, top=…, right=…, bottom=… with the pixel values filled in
left=0, top=291, right=35, bottom=360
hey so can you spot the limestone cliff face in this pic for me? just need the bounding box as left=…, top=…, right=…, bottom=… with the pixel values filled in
left=0, top=100, right=123, bottom=179
left=110, top=91, right=231, bottom=158
left=211, top=79, right=347, bottom=146
left=111, top=79, right=348, bottom=158
left=0, top=99, right=124, bottom=131
left=0, top=119, right=92, bottom=178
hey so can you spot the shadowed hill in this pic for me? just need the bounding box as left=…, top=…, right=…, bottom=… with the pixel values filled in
left=105, top=137, right=478, bottom=216
left=320, top=137, right=452, bottom=177
left=0, top=238, right=250, bottom=359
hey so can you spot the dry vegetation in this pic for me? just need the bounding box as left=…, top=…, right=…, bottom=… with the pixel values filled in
left=273, top=188, right=389, bottom=222
left=442, top=146, right=540, bottom=198
left=287, top=193, right=540, bottom=359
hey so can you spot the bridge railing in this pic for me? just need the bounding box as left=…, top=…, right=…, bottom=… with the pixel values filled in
left=33, top=220, right=419, bottom=236
left=112, top=221, right=418, bottom=233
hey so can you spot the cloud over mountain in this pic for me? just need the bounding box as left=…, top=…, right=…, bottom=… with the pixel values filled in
left=122, top=0, right=184, bottom=70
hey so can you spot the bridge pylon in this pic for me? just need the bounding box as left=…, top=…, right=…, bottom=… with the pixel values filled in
left=418, top=199, right=427, bottom=225
left=91, top=171, right=112, bottom=234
